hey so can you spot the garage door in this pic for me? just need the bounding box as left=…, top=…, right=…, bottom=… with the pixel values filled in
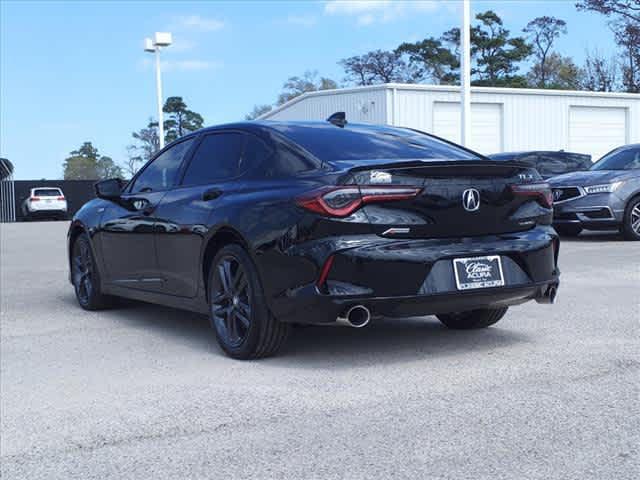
left=569, top=106, right=627, bottom=161
left=432, top=102, right=503, bottom=155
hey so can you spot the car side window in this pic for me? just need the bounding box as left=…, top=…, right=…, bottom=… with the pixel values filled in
left=242, top=134, right=273, bottom=174
left=130, top=138, right=194, bottom=193
left=182, top=132, right=246, bottom=185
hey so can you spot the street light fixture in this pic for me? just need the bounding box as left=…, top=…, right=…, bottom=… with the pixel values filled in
left=144, top=32, right=172, bottom=149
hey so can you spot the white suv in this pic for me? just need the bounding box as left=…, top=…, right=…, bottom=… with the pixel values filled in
left=21, top=187, right=68, bottom=220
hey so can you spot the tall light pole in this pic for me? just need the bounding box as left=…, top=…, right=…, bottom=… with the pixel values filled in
left=144, top=32, right=172, bottom=149
left=460, top=0, right=472, bottom=147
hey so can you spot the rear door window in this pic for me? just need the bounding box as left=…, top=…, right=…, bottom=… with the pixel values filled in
left=182, top=132, right=245, bottom=185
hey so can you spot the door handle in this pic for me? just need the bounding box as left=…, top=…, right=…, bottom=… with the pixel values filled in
left=202, top=188, right=223, bottom=201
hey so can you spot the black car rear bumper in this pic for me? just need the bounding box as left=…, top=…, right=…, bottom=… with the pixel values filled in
left=275, top=281, right=558, bottom=324
left=270, top=226, right=560, bottom=324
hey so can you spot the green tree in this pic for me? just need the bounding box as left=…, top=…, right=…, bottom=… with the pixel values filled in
left=277, top=71, right=338, bottom=105
left=152, top=96, right=204, bottom=144
left=577, top=0, right=640, bottom=93
left=527, top=53, right=581, bottom=89
left=63, top=142, right=122, bottom=180
left=523, top=16, right=568, bottom=87
left=396, top=38, right=459, bottom=85
left=576, top=0, right=639, bottom=23
left=581, top=49, right=620, bottom=91
left=616, top=21, right=640, bottom=93
left=471, top=11, right=533, bottom=85
left=339, top=55, right=375, bottom=85
left=339, top=50, right=413, bottom=86
left=245, top=104, right=273, bottom=120
left=125, top=119, right=160, bottom=177
left=444, top=10, right=532, bottom=87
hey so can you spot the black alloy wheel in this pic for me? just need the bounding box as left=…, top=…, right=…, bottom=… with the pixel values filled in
left=208, top=244, right=290, bottom=359
left=211, top=255, right=252, bottom=348
left=72, top=237, right=94, bottom=306
left=72, top=234, right=112, bottom=310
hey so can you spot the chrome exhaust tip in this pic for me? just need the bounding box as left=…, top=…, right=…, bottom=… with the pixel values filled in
left=536, top=284, right=558, bottom=304
left=336, top=305, right=371, bottom=328
left=548, top=286, right=557, bottom=304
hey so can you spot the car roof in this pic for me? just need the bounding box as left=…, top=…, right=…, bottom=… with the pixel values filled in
left=490, top=150, right=588, bottom=156
left=613, top=143, right=640, bottom=151
left=196, top=120, right=426, bottom=137
left=166, top=120, right=484, bottom=158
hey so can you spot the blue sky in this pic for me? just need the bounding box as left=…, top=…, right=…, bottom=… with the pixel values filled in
left=1, top=0, right=618, bottom=180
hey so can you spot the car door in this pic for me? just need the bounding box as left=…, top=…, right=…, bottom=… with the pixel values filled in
left=153, top=131, right=265, bottom=298
left=98, top=137, right=196, bottom=292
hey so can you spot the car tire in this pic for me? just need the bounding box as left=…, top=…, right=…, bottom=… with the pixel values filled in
left=622, top=196, right=640, bottom=241
left=437, top=307, right=508, bottom=330
left=555, top=225, right=582, bottom=237
left=71, top=233, right=114, bottom=310
left=208, top=244, right=290, bottom=359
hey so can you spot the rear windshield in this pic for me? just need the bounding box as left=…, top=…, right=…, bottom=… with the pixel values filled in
left=535, top=154, right=591, bottom=176
left=33, top=188, right=62, bottom=197
left=272, top=123, right=479, bottom=162
left=488, top=153, right=517, bottom=161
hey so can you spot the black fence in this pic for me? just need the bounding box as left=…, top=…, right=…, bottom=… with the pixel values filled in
left=14, top=180, right=97, bottom=220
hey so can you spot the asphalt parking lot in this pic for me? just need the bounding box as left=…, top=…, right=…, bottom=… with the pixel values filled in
left=1, top=221, right=638, bottom=480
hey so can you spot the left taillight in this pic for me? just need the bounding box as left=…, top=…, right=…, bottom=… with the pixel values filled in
left=511, top=182, right=553, bottom=208
left=296, top=185, right=422, bottom=218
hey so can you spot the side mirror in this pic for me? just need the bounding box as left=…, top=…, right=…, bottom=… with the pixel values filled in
left=95, top=178, right=125, bottom=199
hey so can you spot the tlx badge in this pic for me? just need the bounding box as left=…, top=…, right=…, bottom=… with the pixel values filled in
left=462, top=188, right=480, bottom=212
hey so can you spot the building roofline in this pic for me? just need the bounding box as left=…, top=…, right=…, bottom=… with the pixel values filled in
left=259, top=83, right=639, bottom=120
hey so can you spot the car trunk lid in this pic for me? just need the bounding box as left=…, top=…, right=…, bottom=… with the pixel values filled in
left=345, top=160, right=550, bottom=238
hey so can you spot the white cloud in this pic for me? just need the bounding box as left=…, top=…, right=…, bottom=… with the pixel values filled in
left=286, top=14, right=318, bottom=27
left=324, top=0, right=444, bottom=26
left=174, top=15, right=225, bottom=32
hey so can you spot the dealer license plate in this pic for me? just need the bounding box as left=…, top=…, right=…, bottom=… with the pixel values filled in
left=453, top=255, right=505, bottom=290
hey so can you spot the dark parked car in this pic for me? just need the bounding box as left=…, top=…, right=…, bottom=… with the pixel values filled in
left=489, top=151, right=592, bottom=179
left=549, top=144, right=640, bottom=240
left=68, top=120, right=560, bottom=359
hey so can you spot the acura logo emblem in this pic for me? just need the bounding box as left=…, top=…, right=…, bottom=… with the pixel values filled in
left=553, top=190, right=562, bottom=201
left=462, top=188, right=480, bottom=212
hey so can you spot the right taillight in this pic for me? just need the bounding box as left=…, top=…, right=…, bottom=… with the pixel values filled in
left=511, top=183, right=553, bottom=208
left=296, top=185, right=422, bottom=218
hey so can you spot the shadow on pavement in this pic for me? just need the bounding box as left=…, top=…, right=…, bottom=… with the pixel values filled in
left=59, top=293, right=531, bottom=365
left=274, top=317, right=529, bottom=368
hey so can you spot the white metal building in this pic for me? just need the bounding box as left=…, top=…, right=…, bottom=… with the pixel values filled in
left=260, top=84, right=640, bottom=161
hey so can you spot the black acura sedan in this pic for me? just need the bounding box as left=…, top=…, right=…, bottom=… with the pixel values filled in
left=68, top=120, right=560, bottom=359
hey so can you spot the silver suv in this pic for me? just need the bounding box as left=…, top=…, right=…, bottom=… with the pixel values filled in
left=549, top=144, right=640, bottom=241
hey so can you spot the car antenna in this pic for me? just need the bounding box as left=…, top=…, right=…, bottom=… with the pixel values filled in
left=327, top=112, right=347, bottom=128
